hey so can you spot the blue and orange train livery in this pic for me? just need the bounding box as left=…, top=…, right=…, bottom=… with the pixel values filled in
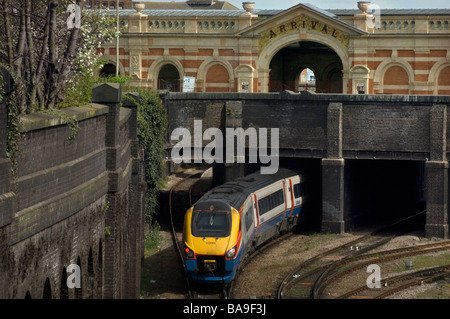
left=182, top=168, right=307, bottom=284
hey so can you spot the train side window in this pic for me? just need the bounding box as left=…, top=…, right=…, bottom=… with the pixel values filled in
left=258, top=189, right=284, bottom=216
left=244, top=207, right=253, bottom=232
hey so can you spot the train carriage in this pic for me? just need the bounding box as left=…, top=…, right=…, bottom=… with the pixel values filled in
left=183, top=168, right=307, bottom=284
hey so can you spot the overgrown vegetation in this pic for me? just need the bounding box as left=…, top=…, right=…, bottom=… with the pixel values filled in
left=126, top=88, right=168, bottom=229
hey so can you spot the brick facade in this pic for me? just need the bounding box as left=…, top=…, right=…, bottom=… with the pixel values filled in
left=100, top=3, right=450, bottom=95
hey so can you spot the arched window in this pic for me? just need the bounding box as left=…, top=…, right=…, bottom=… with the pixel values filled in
left=100, top=63, right=117, bottom=78
left=157, top=64, right=180, bottom=92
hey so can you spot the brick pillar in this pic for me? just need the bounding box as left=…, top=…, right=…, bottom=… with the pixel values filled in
left=219, top=100, right=245, bottom=184
left=322, top=103, right=346, bottom=234
left=92, top=83, right=123, bottom=298
left=425, top=104, right=448, bottom=238
left=122, top=92, right=145, bottom=299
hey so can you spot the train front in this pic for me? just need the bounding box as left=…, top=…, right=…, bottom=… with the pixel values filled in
left=183, top=200, right=241, bottom=284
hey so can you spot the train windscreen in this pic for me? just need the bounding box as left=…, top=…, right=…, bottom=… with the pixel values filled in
left=191, top=201, right=231, bottom=238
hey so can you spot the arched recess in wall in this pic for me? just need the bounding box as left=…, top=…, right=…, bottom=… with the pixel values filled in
left=374, top=60, right=414, bottom=94
left=60, top=266, right=69, bottom=299
left=429, top=60, right=450, bottom=95
left=235, top=64, right=255, bottom=92
left=148, top=57, right=184, bottom=91
left=205, top=64, right=231, bottom=92
left=43, top=277, right=52, bottom=299
left=87, top=247, right=94, bottom=299
left=97, top=239, right=103, bottom=298
left=75, top=256, right=82, bottom=299
left=350, top=65, right=370, bottom=94
left=321, top=61, right=344, bottom=93
left=197, top=58, right=234, bottom=92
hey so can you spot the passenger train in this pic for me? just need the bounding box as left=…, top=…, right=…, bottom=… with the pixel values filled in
left=182, top=168, right=307, bottom=285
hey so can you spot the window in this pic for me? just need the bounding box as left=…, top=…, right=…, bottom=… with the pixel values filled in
left=258, top=189, right=284, bottom=216
left=293, top=183, right=306, bottom=198
left=192, top=211, right=231, bottom=238
left=244, top=207, right=253, bottom=232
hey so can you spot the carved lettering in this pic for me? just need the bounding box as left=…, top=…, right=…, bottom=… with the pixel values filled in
left=259, top=15, right=349, bottom=51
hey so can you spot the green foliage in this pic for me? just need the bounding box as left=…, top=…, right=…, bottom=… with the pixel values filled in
left=1, top=68, right=23, bottom=180
left=95, top=75, right=133, bottom=84
left=126, top=88, right=168, bottom=225
left=59, top=73, right=95, bottom=109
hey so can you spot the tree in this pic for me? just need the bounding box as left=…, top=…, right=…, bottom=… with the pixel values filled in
left=0, top=0, right=116, bottom=112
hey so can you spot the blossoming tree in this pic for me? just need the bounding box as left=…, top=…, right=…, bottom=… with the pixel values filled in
left=0, top=0, right=117, bottom=111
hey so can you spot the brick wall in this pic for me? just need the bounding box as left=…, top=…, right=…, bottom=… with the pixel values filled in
left=0, top=84, right=145, bottom=299
left=165, top=91, right=450, bottom=238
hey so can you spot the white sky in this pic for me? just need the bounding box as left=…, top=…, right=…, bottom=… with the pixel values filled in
left=154, top=0, right=450, bottom=9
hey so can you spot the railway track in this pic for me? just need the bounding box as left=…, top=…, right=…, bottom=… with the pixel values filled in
left=331, top=240, right=450, bottom=299
left=167, top=169, right=207, bottom=299
left=277, top=232, right=395, bottom=299
left=277, top=211, right=433, bottom=299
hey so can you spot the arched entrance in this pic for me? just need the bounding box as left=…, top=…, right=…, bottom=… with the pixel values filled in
left=269, top=41, right=343, bottom=93
left=158, top=64, right=181, bottom=92
left=256, top=31, right=349, bottom=93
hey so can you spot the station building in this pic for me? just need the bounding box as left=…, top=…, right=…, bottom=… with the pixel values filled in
left=98, top=1, right=450, bottom=95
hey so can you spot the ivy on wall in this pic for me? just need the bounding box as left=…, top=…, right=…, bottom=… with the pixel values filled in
left=127, top=88, right=168, bottom=226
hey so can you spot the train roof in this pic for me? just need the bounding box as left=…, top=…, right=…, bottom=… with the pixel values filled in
left=196, top=168, right=299, bottom=210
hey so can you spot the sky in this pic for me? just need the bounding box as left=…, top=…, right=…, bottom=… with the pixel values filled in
left=156, top=0, right=450, bottom=10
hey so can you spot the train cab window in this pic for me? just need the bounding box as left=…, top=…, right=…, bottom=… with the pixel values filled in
left=192, top=211, right=231, bottom=238
left=293, top=183, right=306, bottom=198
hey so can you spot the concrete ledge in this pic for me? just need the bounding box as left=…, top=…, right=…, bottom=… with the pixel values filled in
left=19, top=104, right=109, bottom=133
left=11, top=172, right=108, bottom=244
left=164, top=91, right=450, bottom=104
left=0, top=192, right=15, bottom=228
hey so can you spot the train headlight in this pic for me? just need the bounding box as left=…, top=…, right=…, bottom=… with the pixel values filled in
left=185, top=247, right=194, bottom=258
left=226, top=246, right=236, bottom=259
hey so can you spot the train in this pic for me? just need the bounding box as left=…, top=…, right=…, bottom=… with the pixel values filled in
left=182, top=168, right=307, bottom=285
